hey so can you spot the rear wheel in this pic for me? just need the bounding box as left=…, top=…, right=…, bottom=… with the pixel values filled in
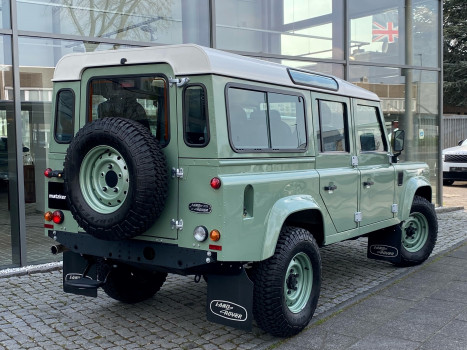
left=97, top=261, right=167, bottom=304
left=252, top=226, right=321, bottom=337
left=395, top=196, right=437, bottom=267
left=443, top=179, right=454, bottom=186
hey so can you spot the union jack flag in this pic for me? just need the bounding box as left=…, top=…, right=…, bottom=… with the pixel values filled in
left=372, top=21, right=399, bottom=43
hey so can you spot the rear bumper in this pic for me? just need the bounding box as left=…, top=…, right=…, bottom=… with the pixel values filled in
left=49, top=230, right=217, bottom=274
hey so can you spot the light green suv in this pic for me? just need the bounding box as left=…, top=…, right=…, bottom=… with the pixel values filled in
left=45, top=44, right=437, bottom=337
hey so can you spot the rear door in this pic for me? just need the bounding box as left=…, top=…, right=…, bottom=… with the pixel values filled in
left=81, top=64, right=179, bottom=239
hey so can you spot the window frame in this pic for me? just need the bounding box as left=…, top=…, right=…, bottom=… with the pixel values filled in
left=54, top=88, right=75, bottom=144
left=85, top=73, right=171, bottom=148
left=182, top=83, right=210, bottom=148
left=317, top=99, right=350, bottom=153
left=225, top=83, right=308, bottom=153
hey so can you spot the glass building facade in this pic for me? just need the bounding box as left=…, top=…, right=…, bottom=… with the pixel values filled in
left=0, top=0, right=442, bottom=268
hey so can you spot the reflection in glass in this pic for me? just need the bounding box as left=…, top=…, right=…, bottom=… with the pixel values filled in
left=412, top=0, right=439, bottom=67
left=17, top=0, right=210, bottom=46
left=0, top=0, right=10, bottom=29
left=215, top=0, right=344, bottom=60
left=349, top=65, right=439, bottom=204
left=0, top=35, right=15, bottom=268
left=18, top=36, right=138, bottom=265
left=349, top=0, right=404, bottom=65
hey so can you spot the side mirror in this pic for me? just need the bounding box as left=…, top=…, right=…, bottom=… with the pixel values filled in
left=392, top=130, right=405, bottom=153
left=391, top=129, right=405, bottom=163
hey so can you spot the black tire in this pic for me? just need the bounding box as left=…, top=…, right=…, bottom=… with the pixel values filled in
left=97, top=261, right=167, bottom=304
left=252, top=226, right=321, bottom=337
left=395, top=195, right=438, bottom=267
left=443, top=179, right=454, bottom=186
left=64, top=118, right=168, bottom=240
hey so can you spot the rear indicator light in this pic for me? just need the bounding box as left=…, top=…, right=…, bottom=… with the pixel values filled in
left=52, top=210, right=64, bottom=224
left=210, top=229, right=221, bottom=242
left=44, top=168, right=53, bottom=178
left=44, top=211, right=53, bottom=221
left=210, top=177, right=221, bottom=189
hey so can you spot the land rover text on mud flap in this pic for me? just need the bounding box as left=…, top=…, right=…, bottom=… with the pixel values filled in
left=45, top=44, right=437, bottom=337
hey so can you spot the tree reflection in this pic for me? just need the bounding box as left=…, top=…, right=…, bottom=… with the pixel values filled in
left=60, top=0, right=173, bottom=49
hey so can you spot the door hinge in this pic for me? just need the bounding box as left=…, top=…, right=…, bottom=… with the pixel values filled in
left=172, top=167, right=184, bottom=179
left=391, top=204, right=398, bottom=213
left=354, top=212, right=362, bottom=223
left=171, top=219, right=183, bottom=231
left=169, top=77, right=190, bottom=87
left=351, top=156, right=358, bottom=167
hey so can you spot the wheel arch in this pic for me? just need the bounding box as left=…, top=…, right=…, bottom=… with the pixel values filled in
left=398, top=177, right=432, bottom=221
left=261, top=195, right=324, bottom=261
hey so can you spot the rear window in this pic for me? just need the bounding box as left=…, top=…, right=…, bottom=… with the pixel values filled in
left=88, top=75, right=169, bottom=147
left=183, top=85, right=209, bottom=147
left=227, top=86, right=307, bottom=152
left=54, top=89, right=74, bottom=143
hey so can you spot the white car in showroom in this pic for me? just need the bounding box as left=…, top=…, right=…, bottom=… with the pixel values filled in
left=443, top=139, right=467, bottom=185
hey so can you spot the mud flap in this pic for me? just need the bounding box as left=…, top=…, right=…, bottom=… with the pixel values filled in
left=206, top=269, right=253, bottom=331
left=367, top=225, right=402, bottom=263
left=63, top=251, right=98, bottom=297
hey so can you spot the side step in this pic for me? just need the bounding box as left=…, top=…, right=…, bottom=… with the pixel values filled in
left=63, top=251, right=102, bottom=297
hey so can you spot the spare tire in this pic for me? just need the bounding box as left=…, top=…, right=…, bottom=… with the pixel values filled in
left=64, top=117, right=168, bottom=240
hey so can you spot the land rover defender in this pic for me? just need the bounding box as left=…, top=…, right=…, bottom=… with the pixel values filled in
left=45, top=44, right=437, bottom=337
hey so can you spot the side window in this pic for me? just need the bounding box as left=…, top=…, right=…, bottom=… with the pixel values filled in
left=355, top=105, right=386, bottom=152
left=268, top=93, right=306, bottom=149
left=183, top=85, right=209, bottom=147
left=227, top=87, right=306, bottom=152
left=88, top=76, right=169, bottom=147
left=54, top=89, right=74, bottom=143
left=228, top=88, right=269, bottom=150
left=318, top=100, right=348, bottom=152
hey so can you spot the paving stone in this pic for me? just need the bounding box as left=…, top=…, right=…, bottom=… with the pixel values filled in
left=0, top=210, right=466, bottom=349
left=347, top=334, right=421, bottom=350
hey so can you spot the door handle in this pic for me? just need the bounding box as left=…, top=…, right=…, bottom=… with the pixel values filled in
left=363, top=180, right=375, bottom=188
left=324, top=184, right=337, bottom=194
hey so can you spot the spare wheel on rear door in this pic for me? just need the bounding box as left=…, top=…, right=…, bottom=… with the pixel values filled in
left=64, top=117, right=168, bottom=240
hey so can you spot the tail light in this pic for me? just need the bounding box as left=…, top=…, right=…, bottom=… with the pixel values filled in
left=210, top=177, right=221, bottom=189
left=52, top=210, right=64, bottom=224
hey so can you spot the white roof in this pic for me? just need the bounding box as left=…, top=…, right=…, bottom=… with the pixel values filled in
left=53, top=44, right=379, bottom=101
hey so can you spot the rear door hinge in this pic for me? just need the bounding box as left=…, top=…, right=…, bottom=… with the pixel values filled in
left=392, top=204, right=398, bottom=213
left=171, top=219, right=183, bottom=231
left=169, top=77, right=190, bottom=88
left=351, top=156, right=358, bottom=167
left=172, top=167, right=184, bottom=179
left=354, top=212, right=362, bottom=223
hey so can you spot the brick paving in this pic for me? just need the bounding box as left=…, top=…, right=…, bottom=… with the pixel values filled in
left=0, top=208, right=466, bottom=349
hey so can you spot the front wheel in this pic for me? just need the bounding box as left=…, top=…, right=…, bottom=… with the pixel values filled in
left=396, top=195, right=438, bottom=267
left=252, top=226, right=321, bottom=337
